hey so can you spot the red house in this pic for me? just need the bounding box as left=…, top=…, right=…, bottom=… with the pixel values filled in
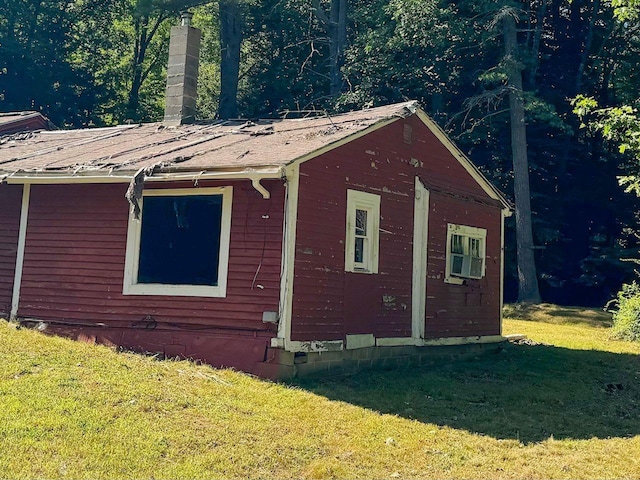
left=0, top=18, right=510, bottom=379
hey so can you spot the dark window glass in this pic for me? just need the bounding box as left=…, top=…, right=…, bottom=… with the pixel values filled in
left=137, top=195, right=223, bottom=286
left=354, top=237, right=364, bottom=263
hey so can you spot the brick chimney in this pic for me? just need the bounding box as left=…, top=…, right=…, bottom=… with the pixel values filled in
left=164, top=12, right=201, bottom=126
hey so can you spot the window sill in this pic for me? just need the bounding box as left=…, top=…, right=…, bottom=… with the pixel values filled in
left=346, top=268, right=376, bottom=274
left=123, top=282, right=227, bottom=298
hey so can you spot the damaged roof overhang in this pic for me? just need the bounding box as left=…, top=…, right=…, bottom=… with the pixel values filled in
left=1, top=165, right=285, bottom=185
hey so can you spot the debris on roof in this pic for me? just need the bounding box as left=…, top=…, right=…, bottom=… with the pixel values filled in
left=0, top=102, right=418, bottom=180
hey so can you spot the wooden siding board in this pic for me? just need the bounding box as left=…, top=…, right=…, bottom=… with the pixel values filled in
left=17, top=181, right=284, bottom=337
left=424, top=191, right=502, bottom=338
left=292, top=115, right=501, bottom=342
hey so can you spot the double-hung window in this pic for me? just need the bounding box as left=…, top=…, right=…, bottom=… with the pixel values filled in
left=445, top=224, right=486, bottom=284
left=345, top=190, right=380, bottom=274
left=123, top=187, right=232, bottom=297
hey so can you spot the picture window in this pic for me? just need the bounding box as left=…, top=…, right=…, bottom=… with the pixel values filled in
left=123, top=187, right=232, bottom=297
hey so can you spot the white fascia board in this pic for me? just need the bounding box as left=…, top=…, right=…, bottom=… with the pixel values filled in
left=3, top=167, right=285, bottom=185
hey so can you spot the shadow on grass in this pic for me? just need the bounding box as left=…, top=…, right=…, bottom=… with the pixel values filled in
left=297, top=343, right=640, bottom=443
left=503, top=304, right=613, bottom=328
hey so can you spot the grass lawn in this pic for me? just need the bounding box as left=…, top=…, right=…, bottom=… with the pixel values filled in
left=1, top=305, right=639, bottom=479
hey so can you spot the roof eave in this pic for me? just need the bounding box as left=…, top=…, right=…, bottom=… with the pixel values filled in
left=413, top=108, right=512, bottom=212
left=1, top=165, right=285, bottom=185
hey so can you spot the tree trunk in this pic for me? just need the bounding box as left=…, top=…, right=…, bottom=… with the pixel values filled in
left=313, top=0, right=347, bottom=98
left=218, top=0, right=242, bottom=119
left=503, top=12, right=542, bottom=304
left=127, top=18, right=146, bottom=121
left=329, top=0, right=347, bottom=97
left=127, top=14, right=165, bottom=121
left=576, top=0, right=599, bottom=93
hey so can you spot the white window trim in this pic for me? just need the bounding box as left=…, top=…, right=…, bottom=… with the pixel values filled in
left=123, top=186, right=233, bottom=297
left=445, top=223, right=486, bottom=285
left=345, top=189, right=380, bottom=274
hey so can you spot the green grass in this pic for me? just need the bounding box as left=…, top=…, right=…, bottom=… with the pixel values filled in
left=1, top=307, right=639, bottom=479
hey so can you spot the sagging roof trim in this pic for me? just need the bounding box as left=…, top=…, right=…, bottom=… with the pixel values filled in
left=2, top=166, right=285, bottom=189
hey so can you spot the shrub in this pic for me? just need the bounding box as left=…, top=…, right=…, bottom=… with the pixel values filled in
left=609, top=282, right=640, bottom=341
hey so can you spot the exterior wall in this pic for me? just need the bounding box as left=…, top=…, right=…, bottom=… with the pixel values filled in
left=425, top=192, right=502, bottom=338
left=0, top=185, right=22, bottom=316
left=15, top=180, right=285, bottom=376
left=291, top=115, right=503, bottom=343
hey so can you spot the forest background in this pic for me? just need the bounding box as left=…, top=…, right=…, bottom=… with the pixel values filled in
left=1, top=0, right=639, bottom=307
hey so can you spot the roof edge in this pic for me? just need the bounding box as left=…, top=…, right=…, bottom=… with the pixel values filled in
left=284, top=103, right=419, bottom=167
left=414, top=108, right=512, bottom=211
left=2, top=166, right=284, bottom=185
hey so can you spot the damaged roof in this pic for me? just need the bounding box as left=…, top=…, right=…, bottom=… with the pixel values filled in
left=0, top=102, right=418, bottom=181
left=0, top=111, right=55, bottom=136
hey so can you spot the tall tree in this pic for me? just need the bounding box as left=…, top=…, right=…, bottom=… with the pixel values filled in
left=125, top=4, right=170, bottom=121
left=312, top=0, right=348, bottom=98
left=218, top=0, right=243, bottom=118
left=500, top=6, right=541, bottom=303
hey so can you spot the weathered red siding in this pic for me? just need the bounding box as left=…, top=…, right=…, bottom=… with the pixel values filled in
left=16, top=180, right=284, bottom=372
left=291, top=115, right=502, bottom=342
left=0, top=185, right=22, bottom=317
left=425, top=192, right=502, bottom=338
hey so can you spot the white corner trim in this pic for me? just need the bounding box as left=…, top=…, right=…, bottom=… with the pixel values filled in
left=500, top=209, right=506, bottom=333
left=278, top=164, right=300, bottom=349
left=376, top=335, right=506, bottom=347
left=412, top=177, right=429, bottom=340
left=10, top=184, right=30, bottom=320
left=122, top=186, right=233, bottom=297
left=346, top=333, right=375, bottom=350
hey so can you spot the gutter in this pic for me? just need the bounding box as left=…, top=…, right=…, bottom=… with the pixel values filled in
left=2, top=167, right=285, bottom=199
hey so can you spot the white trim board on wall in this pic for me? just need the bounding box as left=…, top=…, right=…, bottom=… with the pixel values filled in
left=411, top=177, right=429, bottom=340
left=276, top=163, right=300, bottom=350
left=11, top=184, right=30, bottom=320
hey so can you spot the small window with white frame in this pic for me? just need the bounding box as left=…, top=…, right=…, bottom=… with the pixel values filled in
left=345, top=190, right=380, bottom=274
left=123, top=186, right=233, bottom=297
left=445, top=224, right=487, bottom=284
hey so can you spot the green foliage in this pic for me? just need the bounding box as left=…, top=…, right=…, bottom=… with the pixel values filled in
left=608, top=281, right=640, bottom=341
left=573, top=96, right=640, bottom=193
left=611, top=0, right=640, bottom=21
